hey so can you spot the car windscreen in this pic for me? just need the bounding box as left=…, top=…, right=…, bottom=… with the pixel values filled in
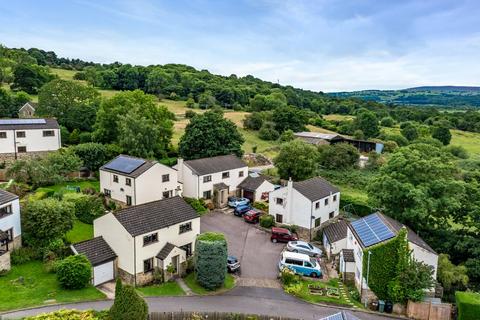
left=309, top=258, right=317, bottom=267
left=308, top=243, right=314, bottom=249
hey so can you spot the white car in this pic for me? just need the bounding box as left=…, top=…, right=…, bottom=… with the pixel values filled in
left=286, top=241, right=322, bottom=257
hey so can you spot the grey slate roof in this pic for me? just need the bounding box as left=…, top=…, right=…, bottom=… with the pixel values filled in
left=156, top=242, right=176, bottom=260
left=238, top=175, right=268, bottom=191
left=72, top=236, right=117, bottom=266
left=213, top=182, right=229, bottom=190
left=184, top=155, right=247, bottom=176
left=293, top=177, right=339, bottom=202
left=114, top=196, right=199, bottom=236
left=323, top=220, right=348, bottom=243
left=341, top=249, right=355, bottom=263
left=100, top=154, right=156, bottom=178
left=0, top=190, right=19, bottom=205
left=0, top=118, right=59, bottom=130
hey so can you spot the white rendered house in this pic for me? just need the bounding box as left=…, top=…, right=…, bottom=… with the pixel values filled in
left=0, top=190, right=21, bottom=271
left=238, top=174, right=275, bottom=202
left=100, top=155, right=181, bottom=206
left=18, top=102, right=36, bottom=118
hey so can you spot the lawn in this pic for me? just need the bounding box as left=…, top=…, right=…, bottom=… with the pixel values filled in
left=50, top=68, right=79, bottom=81
left=323, top=114, right=356, bottom=121
left=136, top=281, right=185, bottom=297
left=66, top=220, right=94, bottom=244
left=33, top=180, right=100, bottom=199
left=183, top=273, right=235, bottom=295
left=0, top=261, right=105, bottom=311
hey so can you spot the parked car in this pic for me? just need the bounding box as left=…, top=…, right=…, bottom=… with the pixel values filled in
left=234, top=204, right=252, bottom=216
left=270, top=227, right=299, bottom=243
left=227, top=255, right=241, bottom=273
left=243, top=209, right=262, bottom=223
left=278, top=251, right=322, bottom=278
left=228, top=196, right=250, bottom=208
left=286, top=240, right=322, bottom=257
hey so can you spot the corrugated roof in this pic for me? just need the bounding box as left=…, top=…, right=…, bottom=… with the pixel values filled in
left=184, top=155, right=247, bottom=176
left=294, top=132, right=343, bottom=140
left=156, top=242, right=176, bottom=260
left=72, top=236, right=117, bottom=266
left=100, top=154, right=156, bottom=178
left=0, top=190, right=19, bottom=205
left=114, top=196, right=199, bottom=236
left=323, top=220, right=348, bottom=243
left=0, top=118, right=59, bottom=130
left=293, top=177, right=339, bottom=202
left=238, top=175, right=268, bottom=191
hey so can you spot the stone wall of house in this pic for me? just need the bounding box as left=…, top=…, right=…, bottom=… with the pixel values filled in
left=0, top=251, right=11, bottom=271
left=12, top=235, right=22, bottom=250
left=0, top=151, right=52, bottom=164
left=117, top=268, right=135, bottom=285
left=361, top=288, right=378, bottom=305
left=342, top=272, right=355, bottom=285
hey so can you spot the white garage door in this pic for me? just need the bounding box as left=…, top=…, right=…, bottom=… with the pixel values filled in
left=93, top=261, right=114, bottom=286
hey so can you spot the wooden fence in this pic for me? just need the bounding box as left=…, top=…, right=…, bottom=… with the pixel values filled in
left=407, top=301, right=452, bottom=320
left=149, top=311, right=298, bottom=320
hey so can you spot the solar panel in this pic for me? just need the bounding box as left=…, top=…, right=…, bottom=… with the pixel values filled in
left=0, top=119, right=46, bottom=125
left=351, top=213, right=395, bottom=247
left=103, top=156, right=146, bottom=174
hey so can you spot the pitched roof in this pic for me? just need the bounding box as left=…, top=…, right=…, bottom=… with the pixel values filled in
left=294, top=132, right=343, bottom=141
left=114, top=196, right=199, bottom=236
left=213, top=182, right=229, bottom=190
left=0, top=118, right=59, bottom=130
left=0, top=190, right=19, bottom=205
left=323, top=220, right=348, bottom=243
left=238, top=175, right=268, bottom=191
left=341, top=249, right=355, bottom=263
left=19, top=102, right=37, bottom=110
left=293, top=177, right=339, bottom=202
left=100, top=155, right=156, bottom=178
left=72, top=236, right=117, bottom=266
left=320, top=311, right=360, bottom=320
left=156, top=242, right=176, bottom=260
left=184, top=155, right=247, bottom=176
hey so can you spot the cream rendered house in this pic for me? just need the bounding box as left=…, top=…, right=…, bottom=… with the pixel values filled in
left=93, top=196, right=200, bottom=285
left=0, top=190, right=21, bottom=272
left=0, top=118, right=61, bottom=161
left=175, top=155, right=248, bottom=207
left=238, top=174, right=275, bottom=202
left=100, top=155, right=181, bottom=206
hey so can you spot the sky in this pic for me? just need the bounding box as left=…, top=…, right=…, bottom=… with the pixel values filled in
left=0, top=0, right=479, bottom=92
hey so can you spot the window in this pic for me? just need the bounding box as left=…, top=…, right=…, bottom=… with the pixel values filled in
left=276, top=214, right=283, bottom=223
left=143, top=233, right=158, bottom=246
left=315, top=217, right=321, bottom=228
left=179, top=222, right=192, bottom=234
left=180, top=243, right=192, bottom=257
left=285, top=258, right=302, bottom=266
left=329, top=211, right=334, bottom=219
left=315, top=202, right=320, bottom=209
left=42, top=130, right=55, bottom=137
left=113, top=175, right=118, bottom=183
left=304, top=261, right=313, bottom=268
left=17, top=146, right=27, bottom=153
left=0, top=205, right=12, bottom=218
left=324, top=198, right=329, bottom=206
left=333, top=195, right=337, bottom=202
left=276, top=198, right=283, bottom=205
left=203, top=175, right=212, bottom=183
left=16, top=131, right=25, bottom=138
left=203, top=190, right=212, bottom=199
left=125, top=178, right=131, bottom=186
left=143, top=258, right=154, bottom=272
left=0, top=132, right=6, bottom=138
left=239, top=171, right=244, bottom=177
left=222, top=171, right=230, bottom=179
left=126, top=195, right=132, bottom=206
left=163, top=190, right=171, bottom=199
left=6, top=228, right=13, bottom=242
left=162, top=174, right=170, bottom=182
left=104, top=189, right=111, bottom=197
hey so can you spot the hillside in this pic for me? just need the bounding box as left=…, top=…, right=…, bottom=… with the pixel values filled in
left=330, top=86, right=480, bottom=109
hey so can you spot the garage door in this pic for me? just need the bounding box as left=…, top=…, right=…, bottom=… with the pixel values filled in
left=93, top=261, right=114, bottom=286
left=243, top=190, right=255, bottom=202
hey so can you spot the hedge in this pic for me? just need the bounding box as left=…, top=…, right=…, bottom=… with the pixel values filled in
left=194, top=232, right=227, bottom=290
left=184, top=197, right=208, bottom=215
left=259, top=215, right=274, bottom=228
left=340, top=193, right=373, bottom=217
left=456, top=291, right=480, bottom=320
left=25, top=310, right=109, bottom=320
left=64, top=193, right=105, bottom=224
left=56, top=254, right=92, bottom=289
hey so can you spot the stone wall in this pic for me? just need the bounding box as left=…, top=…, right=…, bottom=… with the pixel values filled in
left=117, top=268, right=135, bottom=285
left=12, top=235, right=22, bottom=250
left=342, top=272, right=355, bottom=285
left=0, top=251, right=11, bottom=271
left=0, top=151, right=52, bottom=163
left=361, top=288, right=378, bottom=305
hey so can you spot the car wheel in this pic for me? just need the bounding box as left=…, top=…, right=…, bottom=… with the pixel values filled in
left=310, top=272, right=317, bottom=278
left=272, top=238, right=277, bottom=243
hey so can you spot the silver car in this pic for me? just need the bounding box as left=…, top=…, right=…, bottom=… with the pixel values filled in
left=286, top=240, right=322, bottom=257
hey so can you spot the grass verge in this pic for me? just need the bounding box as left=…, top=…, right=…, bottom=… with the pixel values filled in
left=183, top=273, right=235, bottom=295
left=136, top=281, right=185, bottom=297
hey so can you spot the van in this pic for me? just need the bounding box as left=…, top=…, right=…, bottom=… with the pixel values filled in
left=278, top=251, right=322, bottom=278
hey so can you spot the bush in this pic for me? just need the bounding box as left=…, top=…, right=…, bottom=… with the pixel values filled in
left=56, top=254, right=92, bottom=289
left=380, top=117, right=395, bottom=127
left=184, top=197, right=208, bottom=215
left=194, top=232, right=227, bottom=290
left=259, top=215, right=274, bottom=228
left=445, top=145, right=469, bottom=159
left=340, top=193, right=373, bottom=217
left=65, top=194, right=105, bottom=224
left=258, top=122, right=280, bottom=141
left=318, top=143, right=359, bottom=170
left=383, top=140, right=398, bottom=153
left=185, top=110, right=196, bottom=119
left=253, top=202, right=268, bottom=211
left=11, top=247, right=40, bottom=265
left=456, top=291, right=480, bottom=320
left=280, top=267, right=299, bottom=286
left=110, top=279, right=148, bottom=320
left=24, top=309, right=109, bottom=320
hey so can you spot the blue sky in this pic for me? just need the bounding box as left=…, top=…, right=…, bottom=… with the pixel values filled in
left=1, top=0, right=479, bottom=91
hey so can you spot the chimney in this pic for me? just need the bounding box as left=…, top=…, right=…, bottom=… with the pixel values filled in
left=177, top=158, right=184, bottom=182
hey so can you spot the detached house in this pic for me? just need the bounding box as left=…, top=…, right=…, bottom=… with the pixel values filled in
left=268, top=177, right=340, bottom=237
left=18, top=102, right=37, bottom=118
left=0, top=118, right=61, bottom=161
left=91, top=196, right=200, bottom=285
left=100, top=155, right=180, bottom=206
left=175, top=155, right=248, bottom=208
left=0, top=190, right=21, bottom=272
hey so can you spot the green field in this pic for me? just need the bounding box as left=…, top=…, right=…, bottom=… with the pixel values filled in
left=137, top=281, right=185, bottom=296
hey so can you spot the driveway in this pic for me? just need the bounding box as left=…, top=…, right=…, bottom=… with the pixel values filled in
left=200, top=210, right=284, bottom=282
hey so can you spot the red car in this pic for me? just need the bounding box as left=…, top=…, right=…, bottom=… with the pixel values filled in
left=270, top=227, right=299, bottom=243
left=243, top=209, right=262, bottom=223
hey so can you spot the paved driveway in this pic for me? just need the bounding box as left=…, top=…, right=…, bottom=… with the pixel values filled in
left=200, top=210, right=284, bottom=281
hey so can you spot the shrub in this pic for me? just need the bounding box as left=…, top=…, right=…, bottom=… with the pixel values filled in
left=11, top=247, right=40, bottom=265
left=253, top=202, right=268, bottom=211
left=56, top=254, right=92, bottom=289
left=318, top=143, right=359, bottom=170
left=24, top=309, right=108, bottom=320
left=445, top=145, right=469, bottom=159
left=65, top=194, right=105, bottom=224
left=259, top=215, right=274, bottom=228
left=456, top=291, right=480, bottom=320
left=258, top=122, right=280, bottom=141
left=110, top=279, right=148, bottom=320
left=280, top=267, right=299, bottom=286
left=383, top=140, right=398, bottom=153
left=184, top=197, right=208, bottom=215
left=380, top=117, right=395, bottom=127
left=340, top=193, right=373, bottom=217
left=194, top=232, right=227, bottom=290
left=185, top=110, right=196, bottom=118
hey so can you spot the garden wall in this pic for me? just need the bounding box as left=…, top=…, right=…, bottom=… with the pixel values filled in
left=406, top=301, right=451, bottom=320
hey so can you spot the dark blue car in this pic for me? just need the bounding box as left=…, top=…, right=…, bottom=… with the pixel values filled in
left=234, top=204, right=251, bottom=216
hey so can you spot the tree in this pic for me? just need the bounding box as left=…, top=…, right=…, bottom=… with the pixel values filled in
left=401, top=122, right=419, bottom=141
left=194, top=232, right=227, bottom=290
left=186, top=97, right=195, bottom=108
left=432, top=125, right=452, bottom=145
left=243, top=112, right=266, bottom=130
left=380, top=117, right=395, bottom=127
left=318, top=143, right=359, bottom=170
left=179, top=110, right=244, bottom=160
left=37, top=79, right=101, bottom=131
left=279, top=129, right=295, bottom=142
left=110, top=279, right=148, bottom=320
left=198, top=91, right=216, bottom=109
left=272, top=105, right=308, bottom=133
left=11, top=64, right=53, bottom=94
left=258, top=122, right=280, bottom=141
left=56, top=254, right=92, bottom=289
left=65, top=194, right=105, bottom=224
left=22, top=198, right=75, bottom=247
left=437, top=254, right=469, bottom=297
left=353, top=110, right=379, bottom=139
left=71, top=142, right=111, bottom=171
left=274, top=140, right=319, bottom=181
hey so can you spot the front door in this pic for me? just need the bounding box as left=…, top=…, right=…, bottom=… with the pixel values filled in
left=171, top=255, right=179, bottom=274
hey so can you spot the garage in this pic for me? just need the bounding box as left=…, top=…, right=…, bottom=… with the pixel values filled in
left=71, top=236, right=117, bottom=286
left=238, top=174, right=275, bottom=203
